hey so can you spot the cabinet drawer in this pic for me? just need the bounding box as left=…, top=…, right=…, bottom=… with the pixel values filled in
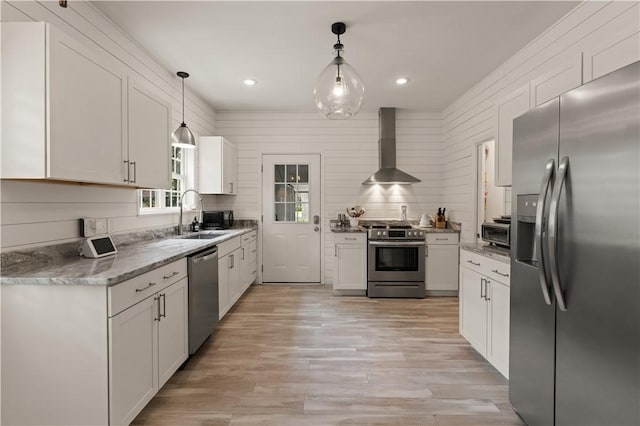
left=334, top=233, right=366, bottom=244
left=426, top=233, right=459, bottom=245
left=218, top=236, right=241, bottom=257
left=484, top=257, right=511, bottom=286
left=241, top=231, right=257, bottom=245
left=108, top=258, right=187, bottom=317
left=460, top=249, right=484, bottom=274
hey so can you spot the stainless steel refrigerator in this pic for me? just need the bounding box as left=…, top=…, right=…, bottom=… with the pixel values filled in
left=509, top=61, right=639, bottom=426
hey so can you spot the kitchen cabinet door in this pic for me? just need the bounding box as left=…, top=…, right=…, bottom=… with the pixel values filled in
left=425, top=244, right=459, bottom=292
left=157, top=278, right=189, bottom=388
left=127, top=75, right=172, bottom=189
left=530, top=53, right=582, bottom=107
left=494, top=84, right=530, bottom=187
left=459, top=267, right=487, bottom=356
left=333, top=233, right=367, bottom=291
left=109, top=295, right=158, bottom=426
left=218, top=254, right=231, bottom=319
left=240, top=232, right=258, bottom=291
left=488, top=279, right=510, bottom=379
left=199, top=136, right=238, bottom=194
left=2, top=22, right=127, bottom=184
left=583, top=25, right=640, bottom=83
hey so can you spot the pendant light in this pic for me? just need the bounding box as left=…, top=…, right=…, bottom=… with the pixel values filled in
left=314, top=22, right=364, bottom=120
left=171, top=71, right=196, bottom=148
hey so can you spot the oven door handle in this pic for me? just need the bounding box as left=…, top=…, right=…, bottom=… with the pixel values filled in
left=368, top=241, right=425, bottom=247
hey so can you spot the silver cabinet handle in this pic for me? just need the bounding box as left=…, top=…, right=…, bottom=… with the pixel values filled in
left=229, top=254, right=235, bottom=269
left=154, top=296, right=160, bottom=321
left=425, top=246, right=429, bottom=257
left=535, top=158, right=555, bottom=305
left=480, top=278, right=486, bottom=300
left=486, top=280, right=491, bottom=301
left=334, top=244, right=337, bottom=257
left=548, top=156, right=569, bottom=311
left=242, top=248, right=245, bottom=261
left=344, top=237, right=357, bottom=241
left=135, top=282, right=156, bottom=293
left=467, top=260, right=481, bottom=266
left=163, top=271, right=179, bottom=280
left=160, top=293, right=166, bottom=319
left=369, top=241, right=425, bottom=247
left=491, top=269, right=509, bottom=278
left=131, top=161, right=137, bottom=183
left=435, top=238, right=448, bottom=241
left=229, top=182, right=234, bottom=193
left=123, top=160, right=130, bottom=182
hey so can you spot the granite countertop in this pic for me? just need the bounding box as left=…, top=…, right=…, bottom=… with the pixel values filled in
left=330, top=222, right=460, bottom=234
left=330, top=224, right=366, bottom=233
left=1, top=227, right=258, bottom=286
left=461, top=242, right=511, bottom=263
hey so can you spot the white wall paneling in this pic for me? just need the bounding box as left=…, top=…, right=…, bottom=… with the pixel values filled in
left=442, top=1, right=639, bottom=242
left=210, top=111, right=443, bottom=284
left=0, top=1, right=216, bottom=250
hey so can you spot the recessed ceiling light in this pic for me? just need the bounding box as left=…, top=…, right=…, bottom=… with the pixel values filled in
left=243, top=79, right=257, bottom=86
left=395, top=77, right=409, bottom=85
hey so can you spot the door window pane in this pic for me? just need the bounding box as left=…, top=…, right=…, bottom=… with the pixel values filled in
left=273, top=163, right=312, bottom=223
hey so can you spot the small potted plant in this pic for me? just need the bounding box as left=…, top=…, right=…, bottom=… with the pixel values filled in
left=346, top=206, right=365, bottom=227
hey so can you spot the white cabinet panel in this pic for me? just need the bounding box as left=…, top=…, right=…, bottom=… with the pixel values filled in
left=157, top=278, right=189, bottom=388
left=584, top=28, right=640, bottom=83
left=425, top=233, right=459, bottom=293
left=109, top=296, right=158, bottom=426
left=127, top=76, right=172, bottom=189
left=333, top=233, right=367, bottom=291
left=199, top=136, right=238, bottom=194
left=488, top=280, right=510, bottom=378
left=459, top=267, right=487, bottom=355
left=494, top=84, right=530, bottom=187
left=219, top=246, right=241, bottom=319
left=530, top=53, right=583, bottom=107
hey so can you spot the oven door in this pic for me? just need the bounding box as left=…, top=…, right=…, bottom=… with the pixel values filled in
left=368, top=240, right=425, bottom=282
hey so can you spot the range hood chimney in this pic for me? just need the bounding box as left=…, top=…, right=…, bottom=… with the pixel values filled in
left=362, top=108, right=421, bottom=185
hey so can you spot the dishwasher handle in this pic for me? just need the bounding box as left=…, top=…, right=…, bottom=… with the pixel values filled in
left=191, top=247, right=218, bottom=264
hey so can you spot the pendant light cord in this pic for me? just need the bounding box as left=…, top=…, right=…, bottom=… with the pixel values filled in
left=181, top=77, right=186, bottom=125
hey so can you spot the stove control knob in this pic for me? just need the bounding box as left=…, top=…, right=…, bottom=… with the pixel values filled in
left=419, top=232, right=424, bottom=237
left=382, top=231, right=387, bottom=236
left=376, top=231, right=381, bottom=237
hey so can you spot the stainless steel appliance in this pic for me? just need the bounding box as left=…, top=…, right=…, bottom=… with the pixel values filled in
left=481, top=220, right=510, bottom=248
left=202, top=210, right=234, bottom=230
left=187, top=246, right=219, bottom=354
left=510, top=61, right=639, bottom=426
left=365, top=223, right=425, bottom=298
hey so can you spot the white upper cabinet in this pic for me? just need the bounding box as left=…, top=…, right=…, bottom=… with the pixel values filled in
left=530, top=53, right=583, bottom=108
left=127, top=76, right=172, bottom=189
left=199, top=136, right=238, bottom=195
left=583, top=25, right=640, bottom=83
left=1, top=22, right=172, bottom=188
left=494, top=83, right=530, bottom=187
left=2, top=22, right=127, bottom=184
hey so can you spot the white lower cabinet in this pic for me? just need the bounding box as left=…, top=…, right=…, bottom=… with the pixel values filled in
left=333, top=232, right=367, bottom=292
left=425, top=233, right=459, bottom=294
left=109, top=276, right=188, bottom=426
left=219, top=231, right=257, bottom=320
left=459, top=248, right=510, bottom=378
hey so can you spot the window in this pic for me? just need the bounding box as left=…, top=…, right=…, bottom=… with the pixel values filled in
left=139, top=146, right=194, bottom=213
left=273, top=163, right=310, bottom=222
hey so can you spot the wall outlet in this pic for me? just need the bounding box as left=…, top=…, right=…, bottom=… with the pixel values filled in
left=95, top=218, right=107, bottom=235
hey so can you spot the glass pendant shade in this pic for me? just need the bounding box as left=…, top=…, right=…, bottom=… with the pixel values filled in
left=314, top=55, right=364, bottom=120
left=171, top=123, right=195, bottom=148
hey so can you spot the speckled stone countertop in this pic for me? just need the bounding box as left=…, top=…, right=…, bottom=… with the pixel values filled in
left=329, top=224, right=460, bottom=234
left=1, top=227, right=257, bottom=286
left=330, top=224, right=366, bottom=233
left=461, top=242, right=511, bottom=263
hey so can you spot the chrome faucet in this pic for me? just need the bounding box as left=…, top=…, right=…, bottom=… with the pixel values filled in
left=178, top=189, right=203, bottom=235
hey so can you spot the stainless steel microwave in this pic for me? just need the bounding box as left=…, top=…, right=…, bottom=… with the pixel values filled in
left=481, top=222, right=511, bottom=248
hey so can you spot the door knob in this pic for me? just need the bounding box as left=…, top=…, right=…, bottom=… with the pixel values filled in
left=314, top=226, right=320, bottom=232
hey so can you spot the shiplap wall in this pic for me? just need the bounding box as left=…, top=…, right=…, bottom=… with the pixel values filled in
left=0, top=1, right=216, bottom=250
left=208, top=111, right=443, bottom=283
left=442, top=1, right=639, bottom=242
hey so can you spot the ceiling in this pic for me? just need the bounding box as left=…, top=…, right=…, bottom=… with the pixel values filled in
left=93, top=1, right=578, bottom=113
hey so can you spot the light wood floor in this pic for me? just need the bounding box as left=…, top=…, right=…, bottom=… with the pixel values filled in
left=133, top=285, right=524, bottom=426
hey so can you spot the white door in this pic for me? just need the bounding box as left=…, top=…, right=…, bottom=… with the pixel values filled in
left=262, top=154, right=321, bottom=282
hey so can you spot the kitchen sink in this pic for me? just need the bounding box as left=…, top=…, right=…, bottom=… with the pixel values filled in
left=175, top=232, right=228, bottom=240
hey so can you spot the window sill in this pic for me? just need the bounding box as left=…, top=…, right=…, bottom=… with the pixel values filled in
left=139, top=207, right=196, bottom=216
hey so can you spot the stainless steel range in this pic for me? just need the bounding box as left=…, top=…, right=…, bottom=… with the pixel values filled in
left=364, top=223, right=425, bottom=298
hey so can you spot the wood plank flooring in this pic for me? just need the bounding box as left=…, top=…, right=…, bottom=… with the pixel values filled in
left=132, top=285, right=524, bottom=426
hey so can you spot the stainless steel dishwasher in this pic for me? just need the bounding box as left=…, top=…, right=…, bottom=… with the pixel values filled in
left=188, top=246, right=219, bottom=354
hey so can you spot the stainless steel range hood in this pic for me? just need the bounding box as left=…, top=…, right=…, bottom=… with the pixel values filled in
left=362, top=108, right=421, bottom=185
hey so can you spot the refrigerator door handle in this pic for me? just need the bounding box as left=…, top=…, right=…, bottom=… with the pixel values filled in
left=548, top=156, right=569, bottom=311
left=535, top=158, right=555, bottom=305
